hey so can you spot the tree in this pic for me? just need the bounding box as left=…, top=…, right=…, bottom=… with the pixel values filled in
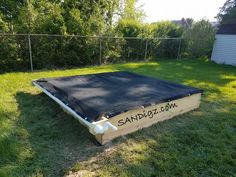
left=217, top=0, right=236, bottom=24
left=16, top=1, right=39, bottom=33
left=0, top=0, right=24, bottom=32
left=183, top=19, right=216, bottom=57
left=120, top=0, right=145, bottom=22
left=116, top=19, right=143, bottom=37
left=151, top=21, right=183, bottom=38
left=62, top=0, right=113, bottom=35
left=150, top=21, right=183, bottom=58
left=0, top=0, right=122, bottom=35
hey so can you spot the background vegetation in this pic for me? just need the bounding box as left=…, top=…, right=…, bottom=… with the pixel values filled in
left=0, top=0, right=217, bottom=72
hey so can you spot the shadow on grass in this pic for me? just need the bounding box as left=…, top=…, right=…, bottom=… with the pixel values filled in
left=14, top=92, right=122, bottom=176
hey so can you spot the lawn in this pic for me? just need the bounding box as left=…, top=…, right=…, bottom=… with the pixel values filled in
left=0, top=59, right=235, bottom=177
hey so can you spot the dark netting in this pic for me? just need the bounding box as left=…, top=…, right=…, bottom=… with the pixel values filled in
left=34, top=71, right=203, bottom=122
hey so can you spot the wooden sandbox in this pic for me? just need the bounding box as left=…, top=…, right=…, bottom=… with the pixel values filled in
left=33, top=71, right=203, bottom=145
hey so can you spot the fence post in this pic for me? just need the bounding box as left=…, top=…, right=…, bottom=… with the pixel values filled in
left=144, top=39, right=148, bottom=61
left=99, top=37, right=102, bottom=65
left=28, top=34, right=33, bottom=71
left=177, top=38, right=182, bottom=59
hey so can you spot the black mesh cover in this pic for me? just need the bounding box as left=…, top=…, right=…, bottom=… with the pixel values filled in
left=34, top=71, right=203, bottom=122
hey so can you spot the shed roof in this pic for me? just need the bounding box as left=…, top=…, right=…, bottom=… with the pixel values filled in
left=217, top=23, right=236, bottom=35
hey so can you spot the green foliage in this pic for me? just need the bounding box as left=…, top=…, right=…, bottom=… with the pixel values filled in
left=116, top=19, right=144, bottom=37
left=149, top=21, right=183, bottom=58
left=114, top=20, right=184, bottom=61
left=0, top=0, right=217, bottom=71
left=116, top=19, right=145, bottom=61
left=183, top=19, right=216, bottom=58
left=30, top=36, right=100, bottom=69
left=0, top=36, right=29, bottom=71
left=101, top=37, right=125, bottom=63
left=36, top=2, right=66, bottom=34
left=65, top=8, right=83, bottom=34
left=0, top=14, right=9, bottom=32
left=217, top=0, right=236, bottom=23
left=17, top=1, right=66, bottom=34
left=0, top=0, right=121, bottom=35
left=16, top=2, right=37, bottom=33
left=121, top=0, right=145, bottom=22
left=0, top=0, right=123, bottom=71
left=151, top=21, right=183, bottom=38
left=0, top=0, right=24, bottom=23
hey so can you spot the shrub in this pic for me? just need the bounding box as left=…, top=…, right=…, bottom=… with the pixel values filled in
left=150, top=21, right=183, bottom=59
left=0, top=35, right=29, bottom=72
left=183, top=19, right=216, bottom=58
left=115, top=19, right=146, bottom=61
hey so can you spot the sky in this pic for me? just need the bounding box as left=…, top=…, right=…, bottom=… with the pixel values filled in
left=138, top=0, right=226, bottom=22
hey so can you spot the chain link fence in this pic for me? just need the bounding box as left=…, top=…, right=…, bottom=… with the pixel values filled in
left=0, top=33, right=183, bottom=72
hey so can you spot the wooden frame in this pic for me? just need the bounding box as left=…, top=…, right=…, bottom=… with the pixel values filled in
left=33, top=81, right=202, bottom=145
left=95, top=93, right=202, bottom=145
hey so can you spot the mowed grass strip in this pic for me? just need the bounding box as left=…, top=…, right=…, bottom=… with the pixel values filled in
left=0, top=59, right=235, bottom=177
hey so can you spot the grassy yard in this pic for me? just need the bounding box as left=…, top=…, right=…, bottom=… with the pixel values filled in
left=0, top=59, right=236, bottom=177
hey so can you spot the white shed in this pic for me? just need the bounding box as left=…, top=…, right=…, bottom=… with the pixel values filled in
left=211, top=23, right=236, bottom=66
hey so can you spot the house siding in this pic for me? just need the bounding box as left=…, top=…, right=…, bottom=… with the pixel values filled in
left=211, top=34, right=236, bottom=66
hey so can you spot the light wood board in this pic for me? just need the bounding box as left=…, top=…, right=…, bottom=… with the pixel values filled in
left=95, top=93, right=202, bottom=145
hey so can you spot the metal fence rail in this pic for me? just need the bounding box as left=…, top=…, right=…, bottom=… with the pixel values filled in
left=0, top=33, right=183, bottom=72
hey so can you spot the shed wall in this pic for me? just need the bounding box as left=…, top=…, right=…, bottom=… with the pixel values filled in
left=211, top=34, right=236, bottom=66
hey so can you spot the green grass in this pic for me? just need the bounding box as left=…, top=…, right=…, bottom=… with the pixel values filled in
left=0, top=59, right=235, bottom=177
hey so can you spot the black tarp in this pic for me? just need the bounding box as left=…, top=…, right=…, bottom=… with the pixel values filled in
left=34, top=71, right=203, bottom=122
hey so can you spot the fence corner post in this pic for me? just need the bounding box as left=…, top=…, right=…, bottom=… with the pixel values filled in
left=99, top=36, right=102, bottom=65
left=144, top=39, right=148, bottom=61
left=177, top=38, right=182, bottom=59
left=28, top=34, right=33, bottom=71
